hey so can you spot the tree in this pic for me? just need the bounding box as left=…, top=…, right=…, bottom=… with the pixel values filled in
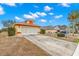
left=68, top=10, right=79, bottom=35
left=2, top=19, right=16, bottom=28
left=2, top=20, right=16, bottom=36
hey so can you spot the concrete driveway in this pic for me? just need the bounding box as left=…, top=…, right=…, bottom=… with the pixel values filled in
left=23, top=34, right=77, bottom=56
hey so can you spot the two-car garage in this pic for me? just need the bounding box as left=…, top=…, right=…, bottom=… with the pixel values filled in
left=20, top=26, right=40, bottom=35
left=14, top=20, right=40, bottom=36
left=14, top=24, right=40, bottom=36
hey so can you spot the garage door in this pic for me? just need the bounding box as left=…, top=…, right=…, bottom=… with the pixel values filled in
left=21, top=26, right=40, bottom=35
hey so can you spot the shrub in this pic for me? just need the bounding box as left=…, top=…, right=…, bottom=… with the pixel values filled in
left=0, top=30, right=2, bottom=33
left=74, top=39, right=79, bottom=44
left=40, top=29, right=46, bottom=34
left=57, top=32, right=65, bottom=37
left=8, top=27, right=15, bottom=36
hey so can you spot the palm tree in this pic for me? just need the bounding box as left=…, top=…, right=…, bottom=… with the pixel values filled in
left=68, top=10, right=79, bottom=35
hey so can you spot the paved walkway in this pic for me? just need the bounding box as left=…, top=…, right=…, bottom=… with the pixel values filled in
left=23, top=34, right=77, bottom=56
left=73, top=44, right=79, bottom=56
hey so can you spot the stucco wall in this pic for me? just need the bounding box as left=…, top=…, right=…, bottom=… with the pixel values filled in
left=15, top=26, right=40, bottom=35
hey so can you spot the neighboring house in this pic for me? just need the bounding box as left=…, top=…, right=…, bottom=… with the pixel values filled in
left=41, top=26, right=57, bottom=37
left=41, top=26, right=57, bottom=34
left=14, top=20, right=40, bottom=35
left=41, top=25, right=67, bottom=34
left=54, top=25, right=67, bottom=31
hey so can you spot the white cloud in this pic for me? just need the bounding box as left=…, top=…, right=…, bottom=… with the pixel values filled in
left=40, top=12, right=47, bottom=16
left=15, top=16, right=21, bottom=20
left=24, top=11, right=47, bottom=19
left=32, top=13, right=39, bottom=18
left=15, top=16, right=25, bottom=22
left=29, top=12, right=39, bottom=18
left=4, top=3, right=16, bottom=6
left=44, top=6, right=52, bottom=11
left=49, top=13, right=54, bottom=15
left=60, top=3, right=70, bottom=7
left=40, top=19, right=47, bottom=23
left=35, top=12, right=41, bottom=15
left=36, top=12, right=47, bottom=16
left=54, top=15, right=63, bottom=19
left=24, top=14, right=34, bottom=19
left=0, top=5, right=5, bottom=15
left=24, top=12, right=39, bottom=19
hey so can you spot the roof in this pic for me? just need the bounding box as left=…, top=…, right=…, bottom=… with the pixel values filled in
left=14, top=23, right=40, bottom=28
left=41, top=25, right=67, bottom=30
left=25, top=19, right=35, bottom=22
left=41, top=26, right=55, bottom=30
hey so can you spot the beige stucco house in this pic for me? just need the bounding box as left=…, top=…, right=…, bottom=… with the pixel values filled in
left=14, top=20, right=40, bottom=36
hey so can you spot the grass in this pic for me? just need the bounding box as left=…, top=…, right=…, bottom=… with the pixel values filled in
left=74, top=39, right=79, bottom=44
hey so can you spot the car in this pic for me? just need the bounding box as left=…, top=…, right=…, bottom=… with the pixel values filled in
left=60, top=30, right=67, bottom=34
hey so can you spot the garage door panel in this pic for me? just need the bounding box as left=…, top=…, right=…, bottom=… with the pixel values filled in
left=21, top=26, right=40, bottom=35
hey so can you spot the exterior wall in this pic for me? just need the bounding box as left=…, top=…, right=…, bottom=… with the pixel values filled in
left=15, top=26, right=22, bottom=36
left=45, top=30, right=57, bottom=37
left=46, top=30, right=57, bottom=33
left=20, top=26, right=40, bottom=35
left=15, top=25, right=40, bottom=35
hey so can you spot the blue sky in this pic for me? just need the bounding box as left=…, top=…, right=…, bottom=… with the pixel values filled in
left=0, top=3, right=79, bottom=29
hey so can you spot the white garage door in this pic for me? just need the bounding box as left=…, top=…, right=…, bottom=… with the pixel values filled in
left=21, top=26, right=40, bottom=35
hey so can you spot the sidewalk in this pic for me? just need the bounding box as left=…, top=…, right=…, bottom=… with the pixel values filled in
left=73, top=44, right=79, bottom=56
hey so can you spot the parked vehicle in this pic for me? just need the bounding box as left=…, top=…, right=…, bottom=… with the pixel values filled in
left=60, top=30, right=67, bottom=34
left=57, top=30, right=67, bottom=37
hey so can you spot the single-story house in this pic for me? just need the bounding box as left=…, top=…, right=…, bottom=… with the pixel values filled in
left=41, top=25, right=67, bottom=35
left=41, top=26, right=57, bottom=34
left=14, top=20, right=40, bottom=36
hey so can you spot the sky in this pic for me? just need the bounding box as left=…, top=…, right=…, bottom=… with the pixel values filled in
left=0, top=3, right=79, bottom=29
